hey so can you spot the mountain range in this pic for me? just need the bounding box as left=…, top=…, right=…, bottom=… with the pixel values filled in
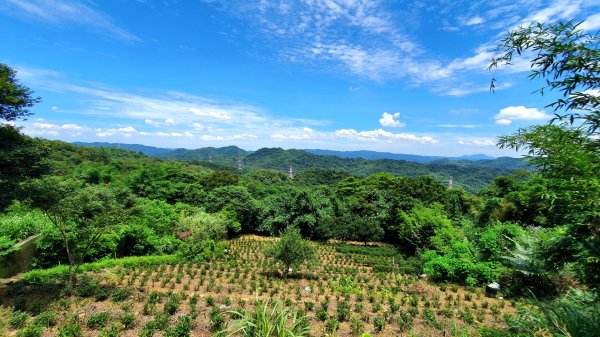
left=73, top=142, right=528, bottom=192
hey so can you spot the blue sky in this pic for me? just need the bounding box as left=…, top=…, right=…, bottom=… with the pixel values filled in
left=2, top=0, right=599, bottom=156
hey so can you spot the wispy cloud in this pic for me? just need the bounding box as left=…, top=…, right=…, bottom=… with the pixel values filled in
left=0, top=0, right=141, bottom=42
left=458, top=138, right=497, bottom=147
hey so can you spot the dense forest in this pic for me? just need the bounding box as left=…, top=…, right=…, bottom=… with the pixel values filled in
left=1, top=20, right=599, bottom=337
left=74, top=142, right=527, bottom=193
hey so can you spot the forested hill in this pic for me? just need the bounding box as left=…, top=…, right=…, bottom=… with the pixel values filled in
left=73, top=143, right=526, bottom=192
left=240, top=148, right=518, bottom=193
left=159, top=146, right=521, bottom=192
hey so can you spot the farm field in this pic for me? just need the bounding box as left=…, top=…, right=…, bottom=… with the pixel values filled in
left=0, top=236, right=516, bottom=336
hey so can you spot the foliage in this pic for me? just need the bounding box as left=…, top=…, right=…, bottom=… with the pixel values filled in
left=507, top=289, right=600, bottom=337
left=0, top=63, right=40, bottom=121
left=398, top=203, right=453, bottom=253
left=264, top=227, right=316, bottom=278
left=490, top=21, right=599, bottom=133
left=28, top=179, right=130, bottom=286
left=0, top=126, right=49, bottom=210
left=23, top=254, right=179, bottom=283
left=177, top=211, right=229, bottom=262
left=222, top=299, right=311, bottom=337
left=423, top=240, right=502, bottom=285
left=491, top=20, right=600, bottom=290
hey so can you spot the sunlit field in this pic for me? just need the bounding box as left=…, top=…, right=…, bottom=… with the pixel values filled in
left=0, top=236, right=518, bottom=336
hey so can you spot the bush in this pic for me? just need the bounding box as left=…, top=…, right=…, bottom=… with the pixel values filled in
left=423, top=241, right=502, bottom=285
left=57, top=321, right=82, bottom=337
left=325, top=319, right=339, bottom=333
left=87, top=311, right=110, bottom=329
left=9, top=311, right=29, bottom=329
left=121, top=313, right=135, bottom=330
left=337, top=301, right=351, bottom=321
left=209, top=308, right=225, bottom=333
left=165, top=315, right=192, bottom=337
left=373, top=316, right=385, bottom=332
left=17, top=325, right=42, bottom=337
left=34, top=311, right=56, bottom=327
left=350, top=316, right=364, bottom=336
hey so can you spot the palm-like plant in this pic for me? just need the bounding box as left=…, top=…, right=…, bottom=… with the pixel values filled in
left=220, top=299, right=311, bottom=337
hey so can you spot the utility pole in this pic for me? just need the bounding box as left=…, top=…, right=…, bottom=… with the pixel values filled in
left=448, top=176, right=453, bottom=189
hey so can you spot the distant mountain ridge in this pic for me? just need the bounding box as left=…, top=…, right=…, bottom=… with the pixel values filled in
left=72, top=142, right=528, bottom=192
left=72, top=142, right=174, bottom=156
left=303, top=149, right=496, bottom=163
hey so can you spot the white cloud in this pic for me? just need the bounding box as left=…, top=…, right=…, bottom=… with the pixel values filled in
left=189, top=107, right=232, bottom=120
left=192, top=123, right=205, bottom=131
left=495, top=105, right=550, bottom=125
left=334, top=128, right=438, bottom=144
left=97, top=126, right=137, bottom=137
left=201, top=133, right=257, bottom=141
left=580, top=13, right=600, bottom=31
left=25, top=122, right=86, bottom=137
left=458, top=139, right=496, bottom=147
left=145, top=119, right=161, bottom=126
left=438, top=124, right=478, bottom=128
left=145, top=118, right=178, bottom=127
left=379, top=112, right=405, bottom=128
left=270, top=127, right=320, bottom=141
left=464, top=16, right=484, bottom=26
left=520, top=0, right=583, bottom=26
left=0, top=0, right=141, bottom=42
left=98, top=127, right=195, bottom=138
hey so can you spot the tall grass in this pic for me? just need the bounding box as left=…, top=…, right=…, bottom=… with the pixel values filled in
left=221, top=299, right=311, bottom=337
left=507, top=288, right=600, bottom=337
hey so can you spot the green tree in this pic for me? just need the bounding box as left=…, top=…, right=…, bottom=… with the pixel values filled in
left=0, top=63, right=41, bottom=121
left=177, top=211, right=228, bottom=262
left=29, top=178, right=129, bottom=286
left=398, top=203, right=453, bottom=253
left=0, top=126, right=49, bottom=210
left=490, top=20, right=600, bottom=288
left=264, top=227, right=316, bottom=278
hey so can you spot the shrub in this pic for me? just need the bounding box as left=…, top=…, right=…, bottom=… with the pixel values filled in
left=121, top=313, right=135, bottom=330
left=337, top=301, right=351, bottom=322
left=34, top=311, right=56, bottom=327
left=373, top=316, right=385, bottom=332
left=350, top=316, right=364, bottom=336
left=316, top=309, right=328, bottom=321
left=17, top=325, right=43, bottom=337
left=57, top=321, right=82, bottom=337
left=325, top=319, right=339, bottom=333
left=9, top=311, right=29, bottom=329
left=165, top=315, right=192, bottom=337
left=164, top=293, right=180, bottom=315
left=87, top=311, right=110, bottom=329
left=209, top=308, right=225, bottom=333
left=111, top=288, right=130, bottom=302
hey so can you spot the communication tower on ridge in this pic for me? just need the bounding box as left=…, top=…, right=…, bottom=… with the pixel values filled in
left=448, top=176, right=453, bottom=189
left=289, top=161, right=294, bottom=179
left=237, top=158, right=243, bottom=172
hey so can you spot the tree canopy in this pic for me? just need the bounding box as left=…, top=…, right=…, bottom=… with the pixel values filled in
left=0, top=63, right=40, bottom=121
